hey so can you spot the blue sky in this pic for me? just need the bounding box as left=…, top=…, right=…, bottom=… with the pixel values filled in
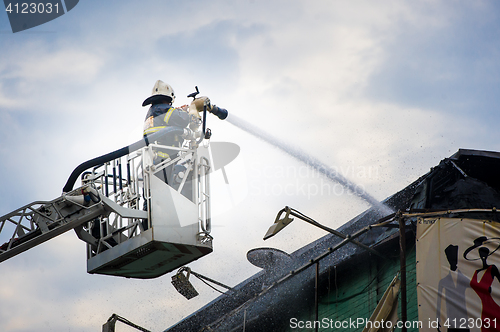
left=1, top=1, right=500, bottom=331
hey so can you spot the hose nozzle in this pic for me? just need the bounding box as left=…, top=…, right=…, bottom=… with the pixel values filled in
left=210, top=105, right=228, bottom=120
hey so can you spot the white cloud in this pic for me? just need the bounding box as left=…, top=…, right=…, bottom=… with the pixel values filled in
left=1, top=0, right=500, bottom=331
left=4, top=47, right=103, bottom=83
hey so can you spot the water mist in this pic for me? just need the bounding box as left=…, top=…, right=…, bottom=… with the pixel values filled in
left=226, top=114, right=393, bottom=216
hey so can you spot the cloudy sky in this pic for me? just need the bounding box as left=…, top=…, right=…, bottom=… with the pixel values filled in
left=1, top=1, right=500, bottom=331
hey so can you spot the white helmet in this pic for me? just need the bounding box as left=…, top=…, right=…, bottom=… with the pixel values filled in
left=142, top=80, right=175, bottom=106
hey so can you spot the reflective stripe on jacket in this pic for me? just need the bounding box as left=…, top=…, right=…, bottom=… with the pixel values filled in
left=143, top=103, right=190, bottom=159
left=143, top=105, right=175, bottom=135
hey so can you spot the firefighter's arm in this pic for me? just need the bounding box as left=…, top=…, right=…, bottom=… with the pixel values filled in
left=165, top=107, right=190, bottom=128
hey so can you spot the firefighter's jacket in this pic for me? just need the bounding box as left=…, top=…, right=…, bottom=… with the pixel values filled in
left=143, top=103, right=190, bottom=159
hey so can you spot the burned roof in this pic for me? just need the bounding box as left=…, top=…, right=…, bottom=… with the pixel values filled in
left=165, top=149, right=500, bottom=332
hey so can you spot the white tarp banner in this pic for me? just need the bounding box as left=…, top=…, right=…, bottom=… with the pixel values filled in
left=417, top=217, right=500, bottom=332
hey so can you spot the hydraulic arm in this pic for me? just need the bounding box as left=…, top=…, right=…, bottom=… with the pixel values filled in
left=0, top=184, right=148, bottom=264
left=0, top=185, right=106, bottom=263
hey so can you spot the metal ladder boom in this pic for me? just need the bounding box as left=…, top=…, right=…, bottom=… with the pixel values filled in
left=0, top=126, right=211, bottom=277
left=0, top=185, right=106, bottom=263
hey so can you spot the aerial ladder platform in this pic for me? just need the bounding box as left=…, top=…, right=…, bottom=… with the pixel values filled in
left=0, top=89, right=227, bottom=279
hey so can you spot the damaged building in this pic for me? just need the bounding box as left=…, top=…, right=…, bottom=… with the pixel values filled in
left=165, top=149, right=500, bottom=332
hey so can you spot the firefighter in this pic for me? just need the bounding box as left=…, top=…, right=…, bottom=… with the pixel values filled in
left=142, top=80, right=190, bottom=185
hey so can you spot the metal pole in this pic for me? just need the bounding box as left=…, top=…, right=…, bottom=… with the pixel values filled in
left=190, top=270, right=233, bottom=290
left=399, top=215, right=407, bottom=332
left=315, top=261, right=319, bottom=332
left=112, top=163, right=117, bottom=194
left=102, top=314, right=151, bottom=332
left=243, top=309, right=246, bottom=332
left=286, top=208, right=387, bottom=259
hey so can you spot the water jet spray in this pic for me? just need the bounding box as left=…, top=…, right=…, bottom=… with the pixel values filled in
left=226, top=114, right=393, bottom=216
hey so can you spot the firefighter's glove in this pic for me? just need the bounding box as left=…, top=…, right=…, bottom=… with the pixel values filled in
left=191, top=96, right=211, bottom=113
